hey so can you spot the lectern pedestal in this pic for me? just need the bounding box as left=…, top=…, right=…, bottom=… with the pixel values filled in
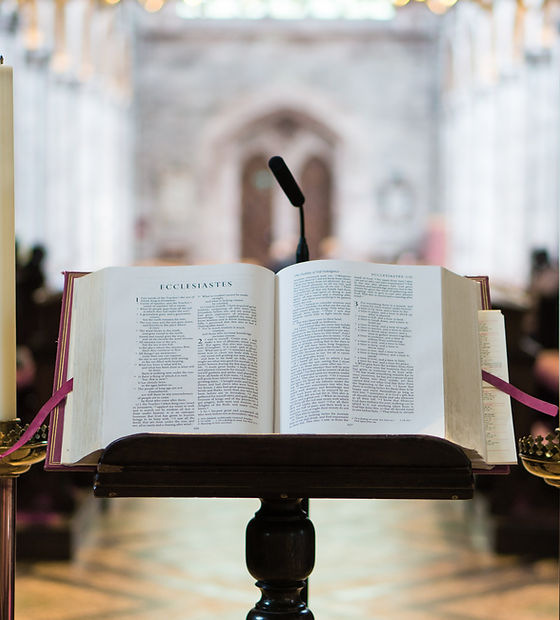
left=93, top=434, right=473, bottom=619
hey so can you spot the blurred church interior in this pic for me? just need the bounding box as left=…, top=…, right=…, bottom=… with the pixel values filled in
left=1, top=0, right=559, bottom=617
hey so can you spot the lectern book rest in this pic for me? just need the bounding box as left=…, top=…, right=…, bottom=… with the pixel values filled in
left=45, top=259, right=516, bottom=471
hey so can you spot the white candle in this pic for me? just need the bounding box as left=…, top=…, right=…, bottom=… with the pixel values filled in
left=0, top=58, right=17, bottom=421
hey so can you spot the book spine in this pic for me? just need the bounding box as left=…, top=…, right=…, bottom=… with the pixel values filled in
left=45, top=271, right=92, bottom=470
left=467, top=275, right=491, bottom=309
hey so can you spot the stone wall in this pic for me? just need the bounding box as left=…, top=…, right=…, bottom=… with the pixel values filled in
left=130, top=4, right=441, bottom=264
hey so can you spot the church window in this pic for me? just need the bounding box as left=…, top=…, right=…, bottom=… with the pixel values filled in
left=173, top=0, right=396, bottom=21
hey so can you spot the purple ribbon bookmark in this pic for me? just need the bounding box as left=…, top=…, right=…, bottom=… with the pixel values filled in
left=0, top=371, right=556, bottom=461
left=482, top=370, right=558, bottom=417
left=0, top=378, right=74, bottom=460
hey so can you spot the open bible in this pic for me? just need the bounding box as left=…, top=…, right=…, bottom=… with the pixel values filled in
left=46, top=260, right=517, bottom=471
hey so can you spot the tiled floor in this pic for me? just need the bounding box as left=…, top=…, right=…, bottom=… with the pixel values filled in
left=15, top=496, right=559, bottom=619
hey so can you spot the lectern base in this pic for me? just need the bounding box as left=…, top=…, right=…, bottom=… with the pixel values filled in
left=93, top=433, right=475, bottom=618
left=246, top=498, right=315, bottom=619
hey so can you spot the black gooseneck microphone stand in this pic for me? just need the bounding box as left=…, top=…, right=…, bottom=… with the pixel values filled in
left=268, top=156, right=309, bottom=264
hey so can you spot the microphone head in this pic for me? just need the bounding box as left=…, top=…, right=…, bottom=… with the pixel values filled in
left=268, top=156, right=305, bottom=207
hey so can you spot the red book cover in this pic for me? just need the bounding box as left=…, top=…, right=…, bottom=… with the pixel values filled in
left=45, top=272, right=93, bottom=471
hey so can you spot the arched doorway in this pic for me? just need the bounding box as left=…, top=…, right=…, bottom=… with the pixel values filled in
left=237, top=110, right=336, bottom=266
left=240, top=154, right=273, bottom=265
left=301, top=156, right=333, bottom=260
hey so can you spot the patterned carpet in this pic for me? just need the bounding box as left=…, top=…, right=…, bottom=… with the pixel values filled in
left=15, top=496, right=558, bottom=620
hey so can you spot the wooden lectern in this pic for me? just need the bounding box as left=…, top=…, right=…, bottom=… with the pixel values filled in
left=93, top=433, right=473, bottom=619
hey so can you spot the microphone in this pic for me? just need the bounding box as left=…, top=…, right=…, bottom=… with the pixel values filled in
left=268, top=156, right=309, bottom=263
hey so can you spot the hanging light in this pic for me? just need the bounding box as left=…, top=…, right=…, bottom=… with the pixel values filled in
left=97, top=0, right=461, bottom=17
left=426, top=0, right=448, bottom=14
left=392, top=0, right=459, bottom=14
left=140, top=0, right=166, bottom=11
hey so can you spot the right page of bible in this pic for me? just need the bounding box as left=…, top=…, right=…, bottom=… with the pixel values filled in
left=275, top=260, right=448, bottom=436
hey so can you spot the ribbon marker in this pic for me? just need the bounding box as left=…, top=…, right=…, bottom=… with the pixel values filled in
left=0, top=372, right=555, bottom=459
left=0, top=378, right=74, bottom=460
left=482, top=370, right=558, bottom=417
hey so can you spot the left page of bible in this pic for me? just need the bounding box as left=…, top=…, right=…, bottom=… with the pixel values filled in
left=60, top=263, right=276, bottom=466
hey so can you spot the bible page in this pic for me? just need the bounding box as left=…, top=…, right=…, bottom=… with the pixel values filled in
left=440, top=270, right=485, bottom=460
left=61, top=270, right=107, bottom=464
left=275, top=260, right=446, bottom=435
left=97, top=263, right=275, bottom=448
left=478, top=310, right=517, bottom=464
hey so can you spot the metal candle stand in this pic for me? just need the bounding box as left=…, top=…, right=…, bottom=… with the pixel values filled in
left=518, top=429, right=560, bottom=613
left=0, top=420, right=48, bottom=620
left=518, top=429, right=560, bottom=488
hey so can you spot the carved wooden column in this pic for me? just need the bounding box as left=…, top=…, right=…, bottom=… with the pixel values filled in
left=246, top=498, right=315, bottom=619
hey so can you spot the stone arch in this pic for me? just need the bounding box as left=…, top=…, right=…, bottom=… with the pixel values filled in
left=235, top=107, right=337, bottom=265
left=196, top=87, right=365, bottom=264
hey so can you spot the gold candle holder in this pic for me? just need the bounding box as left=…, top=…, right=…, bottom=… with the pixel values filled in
left=0, top=419, right=48, bottom=475
left=518, top=429, right=560, bottom=488
left=0, top=418, right=48, bottom=620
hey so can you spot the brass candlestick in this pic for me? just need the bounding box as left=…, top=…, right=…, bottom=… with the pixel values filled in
left=518, top=429, right=560, bottom=488
left=0, top=419, right=48, bottom=620
left=519, top=428, right=560, bottom=613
